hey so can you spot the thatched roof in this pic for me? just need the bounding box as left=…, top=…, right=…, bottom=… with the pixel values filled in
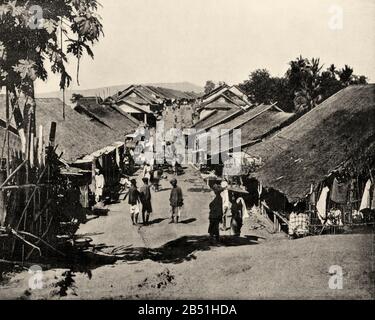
left=36, top=98, right=130, bottom=162
left=74, top=96, right=140, bottom=131
left=0, top=96, right=131, bottom=162
left=244, top=85, right=375, bottom=202
left=200, top=85, right=251, bottom=107
left=212, top=104, right=278, bottom=132
left=114, top=84, right=198, bottom=105
left=192, top=86, right=254, bottom=131
left=208, top=104, right=294, bottom=155
left=146, top=86, right=198, bottom=100
left=192, top=108, right=243, bottom=131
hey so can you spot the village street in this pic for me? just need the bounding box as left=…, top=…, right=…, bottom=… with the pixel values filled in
left=0, top=164, right=373, bottom=300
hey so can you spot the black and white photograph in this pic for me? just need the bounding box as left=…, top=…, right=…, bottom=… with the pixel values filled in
left=0, top=0, right=374, bottom=305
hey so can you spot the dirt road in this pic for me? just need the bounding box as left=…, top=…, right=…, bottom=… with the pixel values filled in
left=0, top=166, right=374, bottom=300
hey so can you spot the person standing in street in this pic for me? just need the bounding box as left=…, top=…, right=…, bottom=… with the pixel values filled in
left=94, top=169, right=105, bottom=204
left=209, top=184, right=224, bottom=243
left=128, top=179, right=140, bottom=225
left=140, top=177, right=153, bottom=225
left=220, top=180, right=230, bottom=231
left=143, top=162, right=152, bottom=180
left=152, top=165, right=162, bottom=192
left=169, top=178, right=184, bottom=224
left=230, top=193, right=243, bottom=237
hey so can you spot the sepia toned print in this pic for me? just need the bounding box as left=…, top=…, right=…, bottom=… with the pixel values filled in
left=0, top=0, right=374, bottom=301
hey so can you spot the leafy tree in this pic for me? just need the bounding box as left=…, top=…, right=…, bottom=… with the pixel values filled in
left=319, top=64, right=343, bottom=101
left=240, top=69, right=274, bottom=104
left=239, top=69, right=294, bottom=112
left=286, top=56, right=323, bottom=112
left=70, top=93, right=84, bottom=103
left=240, top=57, right=368, bottom=114
left=351, top=75, right=368, bottom=85
left=0, top=0, right=103, bottom=151
left=204, top=80, right=216, bottom=95
left=338, top=65, right=354, bottom=85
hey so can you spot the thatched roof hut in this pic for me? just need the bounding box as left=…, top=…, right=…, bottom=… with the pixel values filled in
left=209, top=103, right=295, bottom=155
left=244, top=85, right=375, bottom=202
left=193, top=84, right=253, bottom=132
left=192, top=108, right=244, bottom=131
left=0, top=96, right=131, bottom=163
left=73, top=96, right=140, bottom=132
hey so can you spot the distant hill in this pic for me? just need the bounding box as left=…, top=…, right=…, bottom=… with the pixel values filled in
left=36, top=82, right=204, bottom=102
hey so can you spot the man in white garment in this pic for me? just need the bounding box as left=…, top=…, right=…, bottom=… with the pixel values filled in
left=94, top=169, right=105, bottom=203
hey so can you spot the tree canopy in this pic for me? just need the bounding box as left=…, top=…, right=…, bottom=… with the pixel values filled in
left=0, top=0, right=103, bottom=97
left=0, top=0, right=104, bottom=152
left=239, top=56, right=368, bottom=113
left=204, top=80, right=216, bottom=95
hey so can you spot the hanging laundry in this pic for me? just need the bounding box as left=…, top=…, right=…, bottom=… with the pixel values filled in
left=316, top=186, right=330, bottom=223
left=359, top=179, right=372, bottom=212
left=79, top=185, right=90, bottom=208
left=237, top=197, right=249, bottom=219
left=98, top=155, right=103, bottom=168
left=330, top=177, right=349, bottom=204
left=371, top=185, right=375, bottom=210
left=115, top=148, right=120, bottom=167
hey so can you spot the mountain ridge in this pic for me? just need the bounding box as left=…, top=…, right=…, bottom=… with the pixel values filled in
left=35, top=82, right=204, bottom=101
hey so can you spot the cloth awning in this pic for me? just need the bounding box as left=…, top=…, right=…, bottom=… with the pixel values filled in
left=74, top=141, right=124, bottom=164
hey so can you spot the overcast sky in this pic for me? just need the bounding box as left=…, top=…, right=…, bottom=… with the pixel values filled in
left=35, top=0, right=375, bottom=93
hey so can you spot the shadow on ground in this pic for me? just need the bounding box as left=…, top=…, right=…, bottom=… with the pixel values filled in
left=109, top=235, right=259, bottom=264
left=179, top=218, right=197, bottom=224
left=147, top=218, right=167, bottom=225
left=187, top=188, right=212, bottom=193
left=7, top=235, right=259, bottom=280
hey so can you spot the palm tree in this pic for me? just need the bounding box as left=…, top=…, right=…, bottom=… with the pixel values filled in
left=288, top=56, right=323, bottom=112
left=338, top=65, right=354, bottom=86
left=328, top=64, right=337, bottom=78
left=71, top=93, right=83, bottom=104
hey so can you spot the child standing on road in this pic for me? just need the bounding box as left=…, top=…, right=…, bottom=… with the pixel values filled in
left=128, top=179, right=140, bottom=225
left=140, top=178, right=153, bottom=225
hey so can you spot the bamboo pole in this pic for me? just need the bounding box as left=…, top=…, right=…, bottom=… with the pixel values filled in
left=38, top=125, right=43, bottom=167
left=0, top=160, right=28, bottom=190
left=15, top=165, right=48, bottom=231
left=5, top=88, right=10, bottom=177
left=1, top=184, right=49, bottom=190
left=0, top=169, right=6, bottom=227
left=10, top=229, right=41, bottom=256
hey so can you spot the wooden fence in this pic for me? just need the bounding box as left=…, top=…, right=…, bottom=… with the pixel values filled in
left=0, top=119, right=65, bottom=263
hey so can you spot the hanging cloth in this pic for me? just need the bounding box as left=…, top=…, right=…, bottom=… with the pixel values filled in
left=115, top=147, right=120, bottom=167
left=98, top=155, right=103, bottom=168
left=237, top=197, right=249, bottom=219
left=309, top=184, right=316, bottom=205
left=359, top=179, right=372, bottom=212
left=317, top=187, right=330, bottom=223
left=371, top=186, right=375, bottom=210
left=79, top=185, right=89, bottom=208
left=258, top=182, right=263, bottom=197
left=330, top=177, right=349, bottom=204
